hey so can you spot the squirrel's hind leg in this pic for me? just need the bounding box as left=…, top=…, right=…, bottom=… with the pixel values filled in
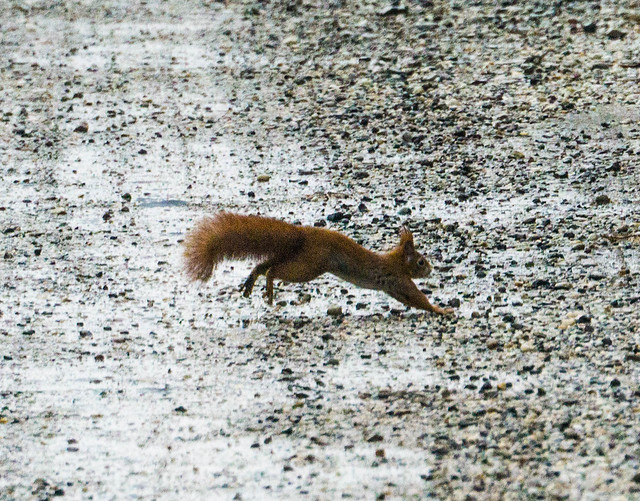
left=240, top=260, right=277, bottom=298
left=265, top=269, right=275, bottom=305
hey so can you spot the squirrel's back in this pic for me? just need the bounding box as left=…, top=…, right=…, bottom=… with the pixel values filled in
left=183, top=212, right=305, bottom=282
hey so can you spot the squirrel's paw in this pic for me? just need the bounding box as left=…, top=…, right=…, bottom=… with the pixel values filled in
left=433, top=305, right=455, bottom=316
left=239, top=278, right=255, bottom=298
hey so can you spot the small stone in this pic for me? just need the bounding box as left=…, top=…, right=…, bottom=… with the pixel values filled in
left=608, top=161, right=622, bottom=173
left=375, top=449, right=385, bottom=458
left=486, top=339, right=499, bottom=350
left=74, top=122, right=88, bottom=133
left=256, top=175, right=270, bottom=182
left=607, top=29, right=626, bottom=40
left=497, top=382, right=507, bottom=391
left=174, top=406, right=187, bottom=413
left=559, top=311, right=581, bottom=330
left=282, top=35, right=298, bottom=46
left=327, top=212, right=348, bottom=222
left=520, top=340, right=535, bottom=352
left=479, top=382, right=492, bottom=393
left=594, top=194, right=611, bottom=205
left=327, top=306, right=343, bottom=317
left=378, top=4, right=408, bottom=16
left=448, top=298, right=461, bottom=308
left=531, top=279, right=551, bottom=289
left=367, top=433, right=383, bottom=442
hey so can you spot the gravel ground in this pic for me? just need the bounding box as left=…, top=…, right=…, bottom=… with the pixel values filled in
left=2, top=1, right=640, bottom=500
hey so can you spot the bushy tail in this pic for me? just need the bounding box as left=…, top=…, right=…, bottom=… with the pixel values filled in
left=183, top=212, right=304, bottom=282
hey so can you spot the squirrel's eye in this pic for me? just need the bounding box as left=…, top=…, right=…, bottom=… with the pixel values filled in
left=417, top=259, right=425, bottom=267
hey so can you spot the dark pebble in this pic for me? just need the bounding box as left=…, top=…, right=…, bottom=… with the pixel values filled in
left=378, top=4, right=408, bottom=16
left=531, top=279, right=551, bottom=289
left=327, top=212, right=349, bottom=222
left=607, top=29, right=626, bottom=40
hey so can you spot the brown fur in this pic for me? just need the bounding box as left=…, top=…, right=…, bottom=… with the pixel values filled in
left=183, top=212, right=305, bottom=282
left=183, top=212, right=453, bottom=315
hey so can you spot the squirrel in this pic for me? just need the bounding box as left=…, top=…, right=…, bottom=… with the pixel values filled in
left=183, top=212, right=454, bottom=315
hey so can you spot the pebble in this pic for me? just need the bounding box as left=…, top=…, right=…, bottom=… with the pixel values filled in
left=327, top=306, right=343, bottom=317
left=74, top=122, right=88, bottom=133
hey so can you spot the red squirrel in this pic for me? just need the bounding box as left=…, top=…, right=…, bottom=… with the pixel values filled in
left=183, top=212, right=454, bottom=315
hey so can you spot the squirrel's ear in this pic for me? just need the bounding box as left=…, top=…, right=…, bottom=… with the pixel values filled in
left=399, top=226, right=415, bottom=254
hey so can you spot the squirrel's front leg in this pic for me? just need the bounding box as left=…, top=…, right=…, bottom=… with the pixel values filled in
left=387, top=279, right=454, bottom=315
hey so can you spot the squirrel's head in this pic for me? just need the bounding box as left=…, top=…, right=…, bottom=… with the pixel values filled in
left=398, top=226, right=433, bottom=278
